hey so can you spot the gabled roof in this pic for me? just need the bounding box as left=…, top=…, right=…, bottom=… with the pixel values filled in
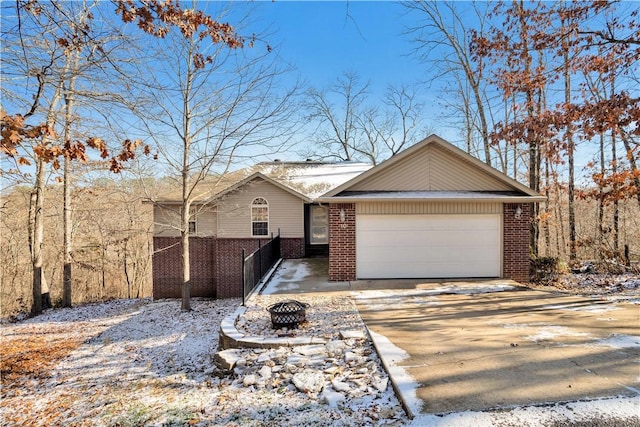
left=252, top=161, right=371, bottom=199
left=318, top=134, right=546, bottom=203
left=210, top=172, right=312, bottom=203
left=152, top=161, right=372, bottom=204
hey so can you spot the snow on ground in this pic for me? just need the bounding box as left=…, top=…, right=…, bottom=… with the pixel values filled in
left=410, top=396, right=640, bottom=427
left=351, top=284, right=517, bottom=312
left=1, top=296, right=406, bottom=426
left=260, top=260, right=311, bottom=295
left=2, top=272, right=639, bottom=426
left=532, top=272, right=640, bottom=299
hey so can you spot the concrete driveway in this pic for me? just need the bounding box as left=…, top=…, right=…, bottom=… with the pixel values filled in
left=261, top=259, right=640, bottom=418
left=353, top=281, right=640, bottom=415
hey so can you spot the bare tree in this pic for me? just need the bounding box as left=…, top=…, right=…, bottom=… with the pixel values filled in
left=404, top=0, right=494, bottom=166
left=1, top=0, right=148, bottom=313
left=132, top=8, right=297, bottom=311
left=304, top=71, right=369, bottom=161
left=356, top=84, right=427, bottom=163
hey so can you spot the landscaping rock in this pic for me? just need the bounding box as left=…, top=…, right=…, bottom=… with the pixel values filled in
left=213, top=349, right=243, bottom=371
left=294, top=344, right=327, bottom=356
left=340, top=330, right=366, bottom=340
left=373, top=376, right=388, bottom=392
left=331, top=379, right=351, bottom=393
left=243, top=374, right=257, bottom=387
left=320, top=389, right=345, bottom=408
left=325, top=340, right=347, bottom=354
left=292, top=369, right=325, bottom=394
left=259, top=365, right=272, bottom=379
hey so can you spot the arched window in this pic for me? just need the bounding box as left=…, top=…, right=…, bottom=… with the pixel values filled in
left=251, top=197, right=269, bottom=237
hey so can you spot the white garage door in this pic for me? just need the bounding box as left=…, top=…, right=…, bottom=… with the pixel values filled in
left=356, top=214, right=501, bottom=279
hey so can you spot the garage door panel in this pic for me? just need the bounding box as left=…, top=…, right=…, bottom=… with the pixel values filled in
left=360, top=245, right=498, bottom=264
left=356, top=214, right=501, bottom=279
left=358, top=229, right=499, bottom=247
left=357, top=261, right=499, bottom=278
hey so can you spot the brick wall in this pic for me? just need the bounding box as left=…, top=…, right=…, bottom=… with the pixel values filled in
left=281, top=238, right=305, bottom=259
left=328, top=203, right=356, bottom=281
left=153, top=236, right=304, bottom=300
left=152, top=237, right=216, bottom=299
left=214, top=238, right=260, bottom=299
left=503, top=203, right=531, bottom=282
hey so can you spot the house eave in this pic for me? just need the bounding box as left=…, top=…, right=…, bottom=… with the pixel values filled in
left=317, top=192, right=547, bottom=204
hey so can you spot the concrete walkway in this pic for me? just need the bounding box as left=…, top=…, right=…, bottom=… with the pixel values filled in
left=261, top=259, right=640, bottom=418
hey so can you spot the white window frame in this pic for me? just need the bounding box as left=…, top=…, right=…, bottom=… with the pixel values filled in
left=251, top=197, right=269, bottom=237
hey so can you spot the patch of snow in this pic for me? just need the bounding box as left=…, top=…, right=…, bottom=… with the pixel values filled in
left=256, top=162, right=372, bottom=199
left=368, top=329, right=423, bottom=416
left=353, top=285, right=515, bottom=311
left=524, top=326, right=591, bottom=342
left=261, top=260, right=311, bottom=295
left=591, top=334, right=640, bottom=349
left=429, top=284, right=516, bottom=295
left=410, top=396, right=640, bottom=427
left=541, top=303, right=618, bottom=313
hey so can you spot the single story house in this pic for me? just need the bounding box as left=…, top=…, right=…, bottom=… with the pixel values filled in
left=151, top=161, right=371, bottom=298
left=151, top=134, right=544, bottom=299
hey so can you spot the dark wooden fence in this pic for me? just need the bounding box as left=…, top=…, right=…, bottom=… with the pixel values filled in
left=242, top=233, right=281, bottom=305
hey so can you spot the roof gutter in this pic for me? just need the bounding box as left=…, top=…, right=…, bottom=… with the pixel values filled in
left=316, top=195, right=547, bottom=203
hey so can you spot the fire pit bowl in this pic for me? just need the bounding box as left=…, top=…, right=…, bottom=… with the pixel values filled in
left=267, top=300, right=309, bottom=329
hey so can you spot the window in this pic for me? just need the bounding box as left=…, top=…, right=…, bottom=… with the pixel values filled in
left=182, top=206, right=197, bottom=235
left=251, top=197, right=269, bottom=237
left=310, top=205, right=328, bottom=244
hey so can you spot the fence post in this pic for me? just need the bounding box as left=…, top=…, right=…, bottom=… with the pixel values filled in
left=258, top=239, right=263, bottom=277
left=241, top=248, right=246, bottom=306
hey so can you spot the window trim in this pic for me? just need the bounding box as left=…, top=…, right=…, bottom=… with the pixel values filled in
left=251, top=197, right=269, bottom=237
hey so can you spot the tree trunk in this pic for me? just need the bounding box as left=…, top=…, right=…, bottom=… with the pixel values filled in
left=611, top=130, right=619, bottom=256
left=543, top=155, right=551, bottom=256
left=29, top=158, right=46, bottom=315
left=597, top=132, right=605, bottom=261
left=564, top=28, right=577, bottom=263
left=62, top=35, right=82, bottom=308
left=180, top=47, right=194, bottom=312
left=62, top=90, right=75, bottom=307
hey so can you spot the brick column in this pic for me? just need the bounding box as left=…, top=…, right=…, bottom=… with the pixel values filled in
left=328, top=203, right=356, bottom=281
left=503, top=203, right=531, bottom=282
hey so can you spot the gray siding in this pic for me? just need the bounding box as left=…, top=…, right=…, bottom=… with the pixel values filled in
left=350, top=144, right=513, bottom=192
left=217, top=178, right=304, bottom=238
left=154, top=204, right=217, bottom=237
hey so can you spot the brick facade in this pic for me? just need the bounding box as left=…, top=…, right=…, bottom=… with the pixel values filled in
left=152, top=236, right=305, bottom=299
left=328, top=203, right=356, bottom=281
left=325, top=202, right=532, bottom=283
left=153, top=237, right=216, bottom=299
left=281, top=238, right=305, bottom=259
left=503, top=203, right=531, bottom=282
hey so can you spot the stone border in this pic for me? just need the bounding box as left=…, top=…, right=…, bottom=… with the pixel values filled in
left=219, top=306, right=327, bottom=350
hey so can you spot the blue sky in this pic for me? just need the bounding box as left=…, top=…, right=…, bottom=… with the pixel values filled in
left=252, top=1, right=425, bottom=93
